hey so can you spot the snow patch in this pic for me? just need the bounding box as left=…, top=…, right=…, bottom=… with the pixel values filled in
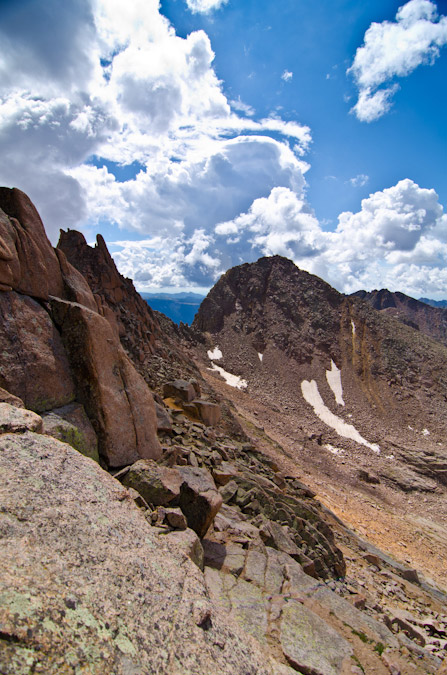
left=258, top=353, right=263, bottom=362
left=301, top=379, right=380, bottom=454
left=326, top=360, right=345, bottom=406
left=351, top=320, right=356, bottom=336
left=324, top=443, right=344, bottom=455
left=422, top=428, right=430, bottom=436
left=208, top=346, right=223, bottom=360
left=208, top=363, right=248, bottom=389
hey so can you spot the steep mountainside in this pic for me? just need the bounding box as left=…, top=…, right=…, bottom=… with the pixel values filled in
left=352, top=288, right=447, bottom=347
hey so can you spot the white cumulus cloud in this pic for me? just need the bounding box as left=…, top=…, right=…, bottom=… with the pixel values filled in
left=348, top=0, right=447, bottom=121
left=0, top=0, right=310, bottom=243
left=281, top=70, right=293, bottom=82
left=185, top=0, right=228, bottom=14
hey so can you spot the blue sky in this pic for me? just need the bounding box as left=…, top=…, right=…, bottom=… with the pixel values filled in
left=0, top=0, right=446, bottom=297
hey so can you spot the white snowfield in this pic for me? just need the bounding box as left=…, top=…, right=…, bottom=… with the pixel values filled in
left=326, top=360, right=344, bottom=406
left=208, top=363, right=248, bottom=389
left=258, top=353, right=263, bottom=362
left=301, top=379, right=380, bottom=454
left=351, top=320, right=356, bottom=336
left=207, top=346, right=223, bottom=360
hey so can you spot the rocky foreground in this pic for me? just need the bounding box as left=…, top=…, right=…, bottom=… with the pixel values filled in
left=1, top=188, right=447, bottom=674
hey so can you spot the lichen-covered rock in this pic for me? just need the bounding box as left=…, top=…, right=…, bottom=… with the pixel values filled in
left=50, top=298, right=161, bottom=467
left=42, top=405, right=99, bottom=462
left=0, top=431, right=273, bottom=675
left=0, top=291, right=76, bottom=412
left=280, top=599, right=353, bottom=674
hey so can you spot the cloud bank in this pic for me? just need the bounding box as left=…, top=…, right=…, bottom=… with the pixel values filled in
left=349, top=0, right=447, bottom=121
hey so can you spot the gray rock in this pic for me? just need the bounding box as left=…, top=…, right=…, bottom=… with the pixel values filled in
left=0, top=431, right=273, bottom=675
left=280, top=599, right=353, bottom=675
left=121, top=459, right=183, bottom=506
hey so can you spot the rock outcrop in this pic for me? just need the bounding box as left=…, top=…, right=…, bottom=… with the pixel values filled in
left=0, top=189, right=161, bottom=467
left=0, top=187, right=64, bottom=299
left=50, top=298, right=161, bottom=466
left=57, top=229, right=159, bottom=362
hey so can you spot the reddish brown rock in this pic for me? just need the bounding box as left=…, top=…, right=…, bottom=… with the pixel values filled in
left=163, top=380, right=196, bottom=403
left=192, top=400, right=221, bottom=426
left=0, top=387, right=24, bottom=408
left=155, top=402, right=173, bottom=432
left=0, top=188, right=63, bottom=300
left=54, top=248, right=97, bottom=312
left=50, top=298, right=161, bottom=467
left=57, top=229, right=159, bottom=360
left=0, top=291, right=76, bottom=412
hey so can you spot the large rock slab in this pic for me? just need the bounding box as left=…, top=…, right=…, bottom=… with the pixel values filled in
left=280, top=599, right=353, bottom=675
left=0, top=431, right=272, bottom=675
left=0, top=291, right=76, bottom=412
left=0, top=188, right=63, bottom=299
left=50, top=298, right=161, bottom=467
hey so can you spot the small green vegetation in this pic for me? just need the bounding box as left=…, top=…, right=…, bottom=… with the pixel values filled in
left=351, top=655, right=365, bottom=673
left=374, top=641, right=385, bottom=656
left=351, top=628, right=369, bottom=643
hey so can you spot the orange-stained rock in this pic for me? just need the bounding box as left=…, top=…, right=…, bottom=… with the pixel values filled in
left=0, top=188, right=63, bottom=299
left=50, top=297, right=161, bottom=467
left=0, top=291, right=76, bottom=412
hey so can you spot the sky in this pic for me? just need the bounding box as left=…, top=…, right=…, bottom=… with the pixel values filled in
left=0, top=0, right=446, bottom=298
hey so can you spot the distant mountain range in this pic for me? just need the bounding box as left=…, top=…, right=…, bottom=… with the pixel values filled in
left=140, top=292, right=205, bottom=325
left=419, top=297, right=447, bottom=308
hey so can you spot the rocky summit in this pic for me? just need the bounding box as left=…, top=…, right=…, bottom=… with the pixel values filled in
left=1, top=190, right=447, bottom=674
